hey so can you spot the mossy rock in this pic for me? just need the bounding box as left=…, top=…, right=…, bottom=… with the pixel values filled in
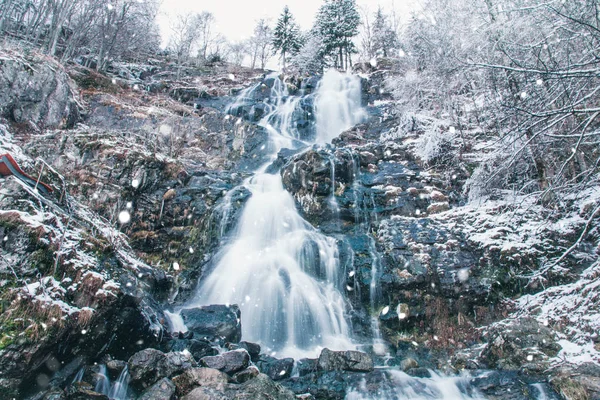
left=551, top=377, right=589, bottom=400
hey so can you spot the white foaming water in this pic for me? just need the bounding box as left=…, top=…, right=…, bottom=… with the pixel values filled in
left=185, top=71, right=365, bottom=358
left=165, top=310, right=187, bottom=333
left=347, top=370, right=485, bottom=400
left=315, top=69, right=366, bottom=144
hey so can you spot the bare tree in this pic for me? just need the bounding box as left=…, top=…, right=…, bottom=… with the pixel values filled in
left=248, top=19, right=272, bottom=70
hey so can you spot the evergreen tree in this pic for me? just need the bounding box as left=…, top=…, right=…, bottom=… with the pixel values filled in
left=290, top=29, right=327, bottom=74
left=372, top=7, right=399, bottom=58
left=272, top=6, right=302, bottom=69
left=316, top=0, right=360, bottom=70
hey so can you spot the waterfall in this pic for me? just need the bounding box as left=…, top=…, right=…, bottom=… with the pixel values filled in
left=187, top=70, right=365, bottom=358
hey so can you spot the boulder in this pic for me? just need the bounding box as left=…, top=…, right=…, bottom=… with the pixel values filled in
left=233, top=341, right=261, bottom=362
left=128, top=349, right=195, bottom=390
left=256, top=356, right=295, bottom=381
left=0, top=50, right=79, bottom=129
left=180, top=305, right=241, bottom=343
left=297, top=358, right=318, bottom=377
left=232, top=366, right=260, bottom=384
left=105, top=359, right=127, bottom=380
left=200, top=349, right=250, bottom=375
left=138, top=378, right=176, bottom=400
left=65, top=382, right=108, bottom=400
left=317, top=349, right=374, bottom=372
left=479, top=318, right=561, bottom=371
left=181, top=386, right=229, bottom=400
left=172, top=367, right=229, bottom=397
left=166, top=338, right=219, bottom=361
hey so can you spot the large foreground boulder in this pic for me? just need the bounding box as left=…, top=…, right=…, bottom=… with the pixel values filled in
left=180, top=305, right=241, bottom=343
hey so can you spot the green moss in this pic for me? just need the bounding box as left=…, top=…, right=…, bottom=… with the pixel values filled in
left=551, top=377, right=589, bottom=400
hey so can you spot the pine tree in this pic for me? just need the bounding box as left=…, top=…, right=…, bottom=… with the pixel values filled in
left=316, top=0, right=360, bottom=70
left=290, top=29, right=327, bottom=74
left=372, top=7, right=399, bottom=58
left=272, top=6, right=302, bottom=70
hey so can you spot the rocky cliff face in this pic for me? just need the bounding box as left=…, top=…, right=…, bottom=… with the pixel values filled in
left=1, top=48, right=599, bottom=399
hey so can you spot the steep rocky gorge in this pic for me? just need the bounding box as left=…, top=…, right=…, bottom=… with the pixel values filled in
left=0, top=49, right=599, bottom=399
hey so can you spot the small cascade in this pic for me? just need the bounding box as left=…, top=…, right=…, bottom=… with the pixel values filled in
left=185, top=70, right=366, bottom=358
left=94, top=364, right=110, bottom=395
left=165, top=310, right=187, bottom=333
left=226, top=81, right=262, bottom=115
left=315, top=69, right=366, bottom=144
left=327, top=153, right=341, bottom=222
left=109, top=367, right=130, bottom=400
left=368, top=235, right=387, bottom=356
left=346, top=370, right=485, bottom=400
left=71, top=367, right=85, bottom=384
left=92, top=364, right=131, bottom=400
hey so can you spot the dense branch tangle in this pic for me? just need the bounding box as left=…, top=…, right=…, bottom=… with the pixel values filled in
left=0, top=0, right=161, bottom=71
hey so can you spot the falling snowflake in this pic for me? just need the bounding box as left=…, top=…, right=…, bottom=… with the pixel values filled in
left=118, top=211, right=131, bottom=224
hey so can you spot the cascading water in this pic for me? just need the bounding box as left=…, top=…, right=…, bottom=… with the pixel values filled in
left=315, top=69, right=366, bottom=144
left=109, top=367, right=130, bottom=400
left=94, top=365, right=110, bottom=395
left=186, top=70, right=364, bottom=358
left=346, top=370, right=485, bottom=400
left=91, top=364, right=131, bottom=400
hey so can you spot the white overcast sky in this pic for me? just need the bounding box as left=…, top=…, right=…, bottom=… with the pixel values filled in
left=157, top=0, right=420, bottom=45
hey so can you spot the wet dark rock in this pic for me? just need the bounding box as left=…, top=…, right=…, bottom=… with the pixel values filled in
left=138, top=377, right=176, bottom=400
left=181, top=386, right=229, bottom=400
left=317, top=348, right=374, bottom=372
left=166, top=338, right=218, bottom=361
left=180, top=305, right=241, bottom=343
left=128, top=348, right=195, bottom=391
left=65, top=382, right=108, bottom=399
left=200, top=349, right=250, bottom=375
left=33, top=387, right=67, bottom=400
left=172, top=367, right=229, bottom=397
left=479, top=318, right=561, bottom=371
left=256, top=355, right=295, bottom=381
left=297, top=358, right=319, bottom=377
left=232, top=366, right=260, bottom=383
left=226, top=341, right=261, bottom=362
left=105, top=359, right=127, bottom=380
